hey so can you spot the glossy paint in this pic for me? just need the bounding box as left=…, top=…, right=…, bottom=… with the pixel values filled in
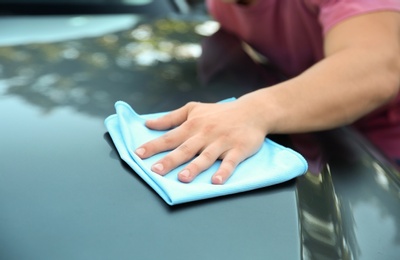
left=0, top=13, right=399, bottom=260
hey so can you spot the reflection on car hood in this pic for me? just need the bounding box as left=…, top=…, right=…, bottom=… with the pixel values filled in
left=0, top=15, right=141, bottom=46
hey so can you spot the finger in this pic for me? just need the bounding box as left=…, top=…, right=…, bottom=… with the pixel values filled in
left=211, top=150, right=245, bottom=185
left=151, top=137, right=204, bottom=175
left=178, top=142, right=228, bottom=183
left=135, top=126, right=188, bottom=159
left=145, top=102, right=197, bottom=130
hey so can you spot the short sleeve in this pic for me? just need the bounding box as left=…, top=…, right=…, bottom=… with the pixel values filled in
left=317, top=0, right=400, bottom=34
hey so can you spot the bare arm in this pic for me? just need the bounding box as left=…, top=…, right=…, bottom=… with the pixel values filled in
left=240, top=11, right=400, bottom=134
left=136, top=11, right=400, bottom=184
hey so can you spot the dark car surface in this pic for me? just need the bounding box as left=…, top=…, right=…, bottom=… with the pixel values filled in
left=1, top=1, right=399, bottom=259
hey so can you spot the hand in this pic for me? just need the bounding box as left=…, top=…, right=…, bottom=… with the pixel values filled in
left=135, top=99, right=268, bottom=184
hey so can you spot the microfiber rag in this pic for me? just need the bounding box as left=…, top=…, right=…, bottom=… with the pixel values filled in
left=104, top=98, right=308, bottom=205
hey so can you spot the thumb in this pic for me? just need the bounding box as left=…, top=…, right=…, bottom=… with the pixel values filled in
left=145, top=103, right=191, bottom=130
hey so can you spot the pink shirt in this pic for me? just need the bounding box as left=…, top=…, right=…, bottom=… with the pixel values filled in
left=207, top=0, right=400, bottom=77
left=206, top=0, right=400, bottom=158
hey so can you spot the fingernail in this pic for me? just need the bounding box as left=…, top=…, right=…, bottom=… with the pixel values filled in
left=152, top=163, right=164, bottom=173
left=213, top=175, right=223, bottom=185
left=179, top=169, right=191, bottom=178
left=135, top=147, right=145, bottom=157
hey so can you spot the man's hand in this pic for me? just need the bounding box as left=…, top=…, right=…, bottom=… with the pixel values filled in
left=135, top=100, right=267, bottom=184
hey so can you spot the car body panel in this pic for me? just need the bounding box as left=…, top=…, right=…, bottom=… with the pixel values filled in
left=0, top=11, right=399, bottom=260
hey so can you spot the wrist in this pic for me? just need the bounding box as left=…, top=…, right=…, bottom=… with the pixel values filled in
left=237, top=89, right=281, bottom=135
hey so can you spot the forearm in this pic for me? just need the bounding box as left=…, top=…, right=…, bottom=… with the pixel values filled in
left=239, top=47, right=400, bottom=134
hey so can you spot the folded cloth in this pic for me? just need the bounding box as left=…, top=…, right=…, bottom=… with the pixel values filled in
left=104, top=98, right=308, bottom=205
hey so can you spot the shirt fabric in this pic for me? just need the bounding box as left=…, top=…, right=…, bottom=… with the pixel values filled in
left=206, top=0, right=400, bottom=160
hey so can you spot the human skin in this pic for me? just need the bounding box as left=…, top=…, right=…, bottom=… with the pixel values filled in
left=135, top=10, right=400, bottom=184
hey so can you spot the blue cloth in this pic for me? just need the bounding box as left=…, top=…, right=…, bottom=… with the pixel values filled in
left=105, top=99, right=308, bottom=205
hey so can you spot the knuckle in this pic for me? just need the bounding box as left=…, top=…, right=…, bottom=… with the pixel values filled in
left=218, top=132, right=231, bottom=143
left=161, top=115, right=174, bottom=128
left=201, top=150, right=214, bottom=162
left=182, top=119, right=197, bottom=132
left=177, top=143, right=191, bottom=153
left=221, top=154, right=240, bottom=173
left=199, top=123, right=216, bottom=135
left=158, top=155, right=176, bottom=170
left=177, top=143, right=195, bottom=160
left=160, top=133, right=175, bottom=146
left=234, top=143, right=247, bottom=154
left=185, top=101, right=199, bottom=112
left=230, top=138, right=247, bottom=151
left=140, top=142, right=157, bottom=156
left=217, top=168, right=230, bottom=178
left=224, top=158, right=237, bottom=170
left=187, top=162, right=201, bottom=173
left=187, top=101, right=198, bottom=107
